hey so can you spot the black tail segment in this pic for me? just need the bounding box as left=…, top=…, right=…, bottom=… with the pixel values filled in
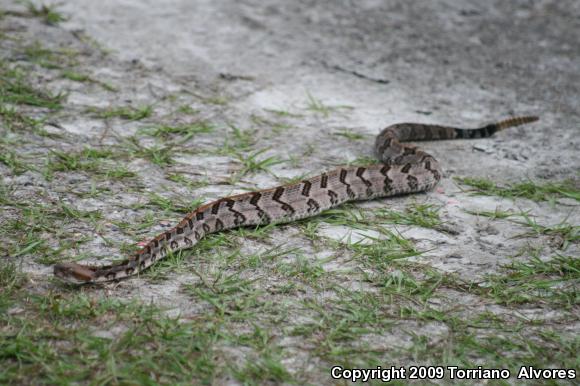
left=454, top=116, right=539, bottom=139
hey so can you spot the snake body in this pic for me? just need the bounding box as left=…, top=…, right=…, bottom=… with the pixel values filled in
left=54, top=116, right=538, bottom=284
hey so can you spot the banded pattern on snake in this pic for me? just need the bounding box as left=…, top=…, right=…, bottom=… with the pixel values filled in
left=54, top=116, right=538, bottom=284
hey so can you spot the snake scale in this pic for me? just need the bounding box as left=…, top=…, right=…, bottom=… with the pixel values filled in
left=54, top=116, right=538, bottom=284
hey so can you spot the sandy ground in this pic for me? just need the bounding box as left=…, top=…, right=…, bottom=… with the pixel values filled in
left=1, top=0, right=579, bottom=384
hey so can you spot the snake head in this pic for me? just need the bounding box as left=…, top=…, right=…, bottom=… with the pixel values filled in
left=53, top=262, right=96, bottom=284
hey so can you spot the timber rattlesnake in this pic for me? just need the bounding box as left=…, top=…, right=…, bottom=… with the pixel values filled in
left=54, top=116, right=538, bottom=284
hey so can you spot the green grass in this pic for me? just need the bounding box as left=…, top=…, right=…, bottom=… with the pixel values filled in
left=45, top=147, right=136, bottom=181
left=231, top=354, right=293, bottom=385
left=183, top=272, right=263, bottom=318
left=292, top=287, right=394, bottom=366
left=344, top=156, right=380, bottom=167
left=304, top=92, right=353, bottom=117
left=333, top=128, right=367, bottom=141
left=0, top=262, right=25, bottom=293
left=0, top=195, right=103, bottom=265
left=166, top=173, right=209, bottom=189
left=512, top=212, right=579, bottom=250
left=276, top=253, right=325, bottom=283
left=349, top=227, right=422, bottom=266
left=376, top=203, right=443, bottom=230
left=475, top=254, right=579, bottom=308
left=464, top=207, right=519, bottom=220
left=87, top=104, right=153, bottom=120
left=263, top=108, right=303, bottom=118
left=61, top=70, right=117, bottom=91
left=0, top=147, right=30, bottom=174
left=229, top=125, right=257, bottom=150
left=0, top=293, right=219, bottom=384
left=177, top=104, right=199, bottom=115
left=25, top=1, right=67, bottom=25
left=234, top=148, right=286, bottom=177
left=250, top=114, right=293, bottom=134
left=144, top=248, right=191, bottom=282
left=134, top=192, right=205, bottom=215
left=0, top=62, right=66, bottom=109
left=141, top=121, right=213, bottom=140
left=20, top=41, right=79, bottom=69
left=465, top=208, right=579, bottom=250
left=456, top=177, right=580, bottom=202
left=0, top=104, right=43, bottom=131
left=47, top=149, right=101, bottom=173
left=124, top=136, right=174, bottom=166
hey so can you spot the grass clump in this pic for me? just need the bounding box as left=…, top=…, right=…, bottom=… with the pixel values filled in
left=456, top=177, right=580, bottom=202
left=377, top=203, right=443, bottom=230
left=476, top=254, right=579, bottom=308
left=235, top=148, right=286, bottom=176
left=87, top=104, right=153, bottom=120
left=61, top=70, right=117, bottom=91
left=45, top=147, right=136, bottom=181
left=0, top=62, right=65, bottom=109
left=25, top=1, right=67, bottom=25
left=124, top=137, right=174, bottom=166
left=142, top=121, right=213, bottom=140
left=304, top=92, right=353, bottom=117
left=0, top=147, right=30, bottom=175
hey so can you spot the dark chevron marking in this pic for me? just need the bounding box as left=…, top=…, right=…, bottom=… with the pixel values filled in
left=356, top=167, right=374, bottom=196
left=379, top=165, right=393, bottom=193
left=272, top=187, right=295, bottom=216
left=320, top=173, right=328, bottom=188
left=424, top=160, right=441, bottom=181
left=401, top=163, right=412, bottom=173
left=301, top=180, right=312, bottom=196
left=202, top=223, right=210, bottom=233
left=328, top=190, right=339, bottom=205
left=250, top=192, right=261, bottom=205
left=224, top=199, right=247, bottom=225
left=215, top=218, right=224, bottom=231
left=339, top=169, right=355, bottom=199
left=249, top=192, right=271, bottom=224
left=356, top=167, right=372, bottom=187
left=306, top=198, right=320, bottom=213
left=272, top=187, right=284, bottom=201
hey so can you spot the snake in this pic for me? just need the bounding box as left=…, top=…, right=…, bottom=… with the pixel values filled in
left=53, top=116, right=538, bottom=284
